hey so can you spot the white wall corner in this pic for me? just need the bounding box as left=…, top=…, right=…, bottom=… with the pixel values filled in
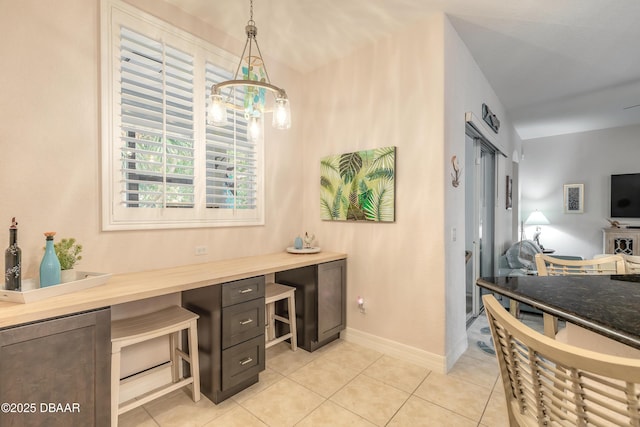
left=445, top=331, right=469, bottom=372
left=342, top=327, right=448, bottom=374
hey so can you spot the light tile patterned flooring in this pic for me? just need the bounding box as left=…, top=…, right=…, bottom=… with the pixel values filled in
left=119, top=314, right=544, bottom=427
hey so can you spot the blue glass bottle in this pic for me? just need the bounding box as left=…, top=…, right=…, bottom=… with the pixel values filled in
left=40, top=232, right=61, bottom=287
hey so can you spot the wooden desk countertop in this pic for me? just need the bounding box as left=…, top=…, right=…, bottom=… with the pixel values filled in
left=0, top=251, right=347, bottom=329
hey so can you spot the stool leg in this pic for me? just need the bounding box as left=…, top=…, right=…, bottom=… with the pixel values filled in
left=267, top=302, right=276, bottom=343
left=264, top=303, right=270, bottom=342
left=188, top=320, right=201, bottom=402
left=169, top=331, right=179, bottom=383
left=288, top=292, right=297, bottom=351
left=111, top=347, right=121, bottom=427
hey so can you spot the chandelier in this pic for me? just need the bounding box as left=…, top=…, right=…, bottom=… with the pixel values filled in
left=208, top=0, right=291, bottom=141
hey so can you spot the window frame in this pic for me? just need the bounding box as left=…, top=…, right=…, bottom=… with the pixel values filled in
left=100, top=0, right=264, bottom=230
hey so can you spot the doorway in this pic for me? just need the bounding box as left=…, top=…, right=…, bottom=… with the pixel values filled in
left=464, top=130, right=497, bottom=322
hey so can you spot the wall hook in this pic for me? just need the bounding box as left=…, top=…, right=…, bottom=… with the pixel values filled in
left=451, top=155, right=462, bottom=187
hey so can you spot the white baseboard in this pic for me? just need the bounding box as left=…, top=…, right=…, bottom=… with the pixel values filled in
left=342, top=327, right=448, bottom=373
left=119, top=363, right=173, bottom=404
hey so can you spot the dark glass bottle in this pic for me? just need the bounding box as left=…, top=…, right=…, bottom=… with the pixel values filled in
left=5, top=217, right=21, bottom=291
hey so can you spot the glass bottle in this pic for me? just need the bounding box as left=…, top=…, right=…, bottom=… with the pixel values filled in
left=40, top=232, right=61, bottom=287
left=4, top=217, right=21, bottom=291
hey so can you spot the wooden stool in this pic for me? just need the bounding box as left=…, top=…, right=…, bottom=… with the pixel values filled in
left=265, top=283, right=297, bottom=351
left=111, top=305, right=201, bottom=426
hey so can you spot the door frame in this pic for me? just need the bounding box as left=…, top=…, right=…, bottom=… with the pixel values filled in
left=465, top=113, right=505, bottom=321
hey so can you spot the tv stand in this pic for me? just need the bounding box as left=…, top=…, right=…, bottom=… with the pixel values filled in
left=603, top=228, right=640, bottom=255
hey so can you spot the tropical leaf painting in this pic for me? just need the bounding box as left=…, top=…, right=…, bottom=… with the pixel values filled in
left=320, top=146, right=396, bottom=222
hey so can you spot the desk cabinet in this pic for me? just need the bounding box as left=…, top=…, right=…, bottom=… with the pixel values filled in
left=0, top=308, right=111, bottom=427
left=275, top=260, right=346, bottom=352
left=182, top=276, right=265, bottom=404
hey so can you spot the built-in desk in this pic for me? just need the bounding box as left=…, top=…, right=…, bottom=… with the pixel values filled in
left=0, top=251, right=346, bottom=329
left=0, top=251, right=347, bottom=426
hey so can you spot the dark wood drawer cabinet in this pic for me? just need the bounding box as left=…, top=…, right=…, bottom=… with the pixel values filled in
left=275, top=259, right=346, bottom=352
left=182, top=276, right=265, bottom=404
left=0, top=308, right=111, bottom=427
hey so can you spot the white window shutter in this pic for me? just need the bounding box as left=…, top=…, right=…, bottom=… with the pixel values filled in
left=101, top=0, right=264, bottom=230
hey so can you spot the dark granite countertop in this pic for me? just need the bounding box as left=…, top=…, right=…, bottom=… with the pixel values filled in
left=476, top=275, right=640, bottom=349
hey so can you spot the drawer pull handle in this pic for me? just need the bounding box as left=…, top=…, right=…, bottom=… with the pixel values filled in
left=239, top=357, right=253, bottom=366
left=239, top=318, right=254, bottom=325
left=239, top=288, right=254, bottom=294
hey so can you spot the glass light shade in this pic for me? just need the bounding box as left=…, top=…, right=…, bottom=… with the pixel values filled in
left=272, top=97, right=291, bottom=129
left=525, top=210, right=550, bottom=225
left=208, top=93, right=227, bottom=126
left=248, top=116, right=262, bottom=142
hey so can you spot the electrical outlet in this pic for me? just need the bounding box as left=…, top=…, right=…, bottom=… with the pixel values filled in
left=195, top=246, right=208, bottom=256
left=357, top=296, right=366, bottom=314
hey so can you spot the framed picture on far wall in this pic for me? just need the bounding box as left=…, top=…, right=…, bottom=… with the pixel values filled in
left=564, top=183, right=584, bottom=213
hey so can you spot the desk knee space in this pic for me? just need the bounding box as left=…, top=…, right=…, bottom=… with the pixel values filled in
left=111, top=305, right=201, bottom=426
left=265, top=283, right=297, bottom=351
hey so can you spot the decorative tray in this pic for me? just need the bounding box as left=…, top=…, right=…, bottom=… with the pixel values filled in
left=0, top=271, right=112, bottom=304
left=286, top=247, right=322, bottom=254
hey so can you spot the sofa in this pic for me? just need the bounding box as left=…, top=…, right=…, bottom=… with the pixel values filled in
left=498, top=240, right=583, bottom=277
left=498, top=240, right=542, bottom=276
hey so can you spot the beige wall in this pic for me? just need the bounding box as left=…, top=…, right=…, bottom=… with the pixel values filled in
left=298, top=14, right=520, bottom=368
left=301, top=16, right=448, bottom=357
left=0, top=0, right=304, bottom=279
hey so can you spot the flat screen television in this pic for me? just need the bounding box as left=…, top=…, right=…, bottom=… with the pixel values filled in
left=611, top=173, right=640, bottom=218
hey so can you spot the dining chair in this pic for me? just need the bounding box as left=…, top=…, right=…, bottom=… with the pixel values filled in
left=533, top=253, right=640, bottom=357
left=534, top=253, right=626, bottom=276
left=622, top=253, right=640, bottom=273
left=483, top=294, right=640, bottom=427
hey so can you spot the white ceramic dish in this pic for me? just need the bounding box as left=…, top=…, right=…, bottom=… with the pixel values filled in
left=286, top=247, right=322, bottom=254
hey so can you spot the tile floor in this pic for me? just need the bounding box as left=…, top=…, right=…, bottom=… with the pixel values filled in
left=118, top=313, right=544, bottom=427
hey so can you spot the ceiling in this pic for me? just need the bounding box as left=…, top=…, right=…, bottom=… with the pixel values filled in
left=164, top=0, right=640, bottom=140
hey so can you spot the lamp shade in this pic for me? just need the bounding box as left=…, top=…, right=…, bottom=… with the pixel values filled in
left=525, top=210, right=550, bottom=225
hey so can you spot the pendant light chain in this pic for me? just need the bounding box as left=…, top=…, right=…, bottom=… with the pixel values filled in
left=246, top=0, right=272, bottom=87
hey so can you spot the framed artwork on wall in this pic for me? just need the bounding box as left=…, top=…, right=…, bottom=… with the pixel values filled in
left=320, top=146, right=396, bottom=222
left=506, top=175, right=513, bottom=210
left=564, top=183, right=584, bottom=213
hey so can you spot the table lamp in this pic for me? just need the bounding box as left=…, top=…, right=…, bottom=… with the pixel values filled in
left=525, top=210, right=550, bottom=249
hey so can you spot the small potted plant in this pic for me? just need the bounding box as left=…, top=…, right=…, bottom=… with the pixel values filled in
left=54, top=238, right=83, bottom=282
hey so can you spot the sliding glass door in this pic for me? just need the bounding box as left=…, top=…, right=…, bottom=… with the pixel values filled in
left=465, top=132, right=497, bottom=322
